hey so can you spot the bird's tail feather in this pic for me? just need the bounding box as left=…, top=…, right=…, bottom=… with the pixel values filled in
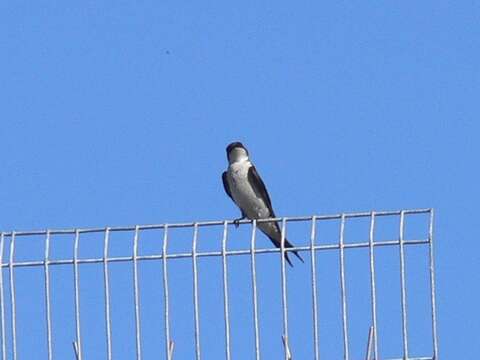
left=270, top=236, right=304, bottom=267
left=284, top=239, right=304, bottom=267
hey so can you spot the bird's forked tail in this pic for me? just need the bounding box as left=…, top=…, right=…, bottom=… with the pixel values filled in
left=272, top=236, right=304, bottom=267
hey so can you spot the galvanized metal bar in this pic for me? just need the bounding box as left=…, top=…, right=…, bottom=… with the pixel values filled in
left=103, top=228, right=113, bottom=360
left=280, top=218, right=290, bottom=360
left=368, top=213, right=379, bottom=359
left=192, top=224, right=201, bottom=360
left=162, top=226, right=172, bottom=360
left=44, top=230, right=53, bottom=360
left=310, top=216, right=320, bottom=360
left=132, top=226, right=142, bottom=360
left=339, top=214, right=350, bottom=360
left=428, top=209, right=439, bottom=358
left=399, top=211, right=409, bottom=358
left=73, top=230, right=83, bottom=360
left=250, top=220, right=260, bottom=360
left=0, top=234, right=6, bottom=360
left=0, top=208, right=432, bottom=238
left=9, top=232, right=17, bottom=360
left=221, top=221, right=231, bottom=360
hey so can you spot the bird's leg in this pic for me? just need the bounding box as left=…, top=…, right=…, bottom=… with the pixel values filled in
left=233, top=215, right=246, bottom=228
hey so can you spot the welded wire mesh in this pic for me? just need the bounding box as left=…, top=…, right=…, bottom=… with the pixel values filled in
left=0, top=208, right=438, bottom=359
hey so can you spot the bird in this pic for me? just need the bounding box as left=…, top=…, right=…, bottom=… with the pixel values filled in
left=222, top=141, right=304, bottom=266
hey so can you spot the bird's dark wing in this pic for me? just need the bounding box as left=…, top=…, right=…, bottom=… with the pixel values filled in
left=222, top=171, right=233, bottom=200
left=248, top=165, right=275, bottom=217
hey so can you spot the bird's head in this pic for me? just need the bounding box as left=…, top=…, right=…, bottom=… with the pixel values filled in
left=226, top=142, right=249, bottom=164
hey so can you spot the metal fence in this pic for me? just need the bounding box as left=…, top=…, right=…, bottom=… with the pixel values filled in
left=0, top=208, right=438, bottom=359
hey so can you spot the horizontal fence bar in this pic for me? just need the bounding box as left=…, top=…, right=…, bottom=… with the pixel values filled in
left=0, top=208, right=432, bottom=237
left=0, top=239, right=429, bottom=269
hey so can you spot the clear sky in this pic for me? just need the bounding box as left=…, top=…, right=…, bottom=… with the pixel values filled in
left=1, top=1, right=478, bottom=359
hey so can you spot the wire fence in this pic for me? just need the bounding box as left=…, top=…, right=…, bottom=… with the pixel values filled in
left=0, top=208, right=438, bottom=359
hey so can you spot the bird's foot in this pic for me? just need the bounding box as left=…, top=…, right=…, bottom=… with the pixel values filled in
left=233, top=217, right=246, bottom=228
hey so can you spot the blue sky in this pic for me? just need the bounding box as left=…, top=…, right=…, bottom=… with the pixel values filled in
left=1, top=1, right=479, bottom=359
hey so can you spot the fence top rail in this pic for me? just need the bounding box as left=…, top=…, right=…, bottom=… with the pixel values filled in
left=0, top=208, right=432, bottom=237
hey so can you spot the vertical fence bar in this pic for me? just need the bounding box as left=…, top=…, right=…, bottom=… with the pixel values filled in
left=339, top=214, right=350, bottom=360
left=9, top=233, right=17, bottom=360
left=428, top=209, right=439, bottom=358
left=132, top=226, right=142, bottom=360
left=0, top=234, right=6, bottom=360
left=368, top=213, right=379, bottom=359
left=103, top=228, right=113, bottom=360
left=162, top=226, right=172, bottom=360
left=73, top=230, right=82, bottom=360
left=44, top=231, right=53, bottom=360
left=310, top=216, right=320, bottom=360
left=192, top=224, right=201, bottom=360
left=221, top=221, right=231, bottom=360
left=398, top=211, right=409, bottom=358
left=250, top=220, right=261, bottom=360
left=280, top=218, right=290, bottom=360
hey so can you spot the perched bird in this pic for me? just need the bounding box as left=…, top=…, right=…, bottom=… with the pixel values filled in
left=222, top=141, right=303, bottom=266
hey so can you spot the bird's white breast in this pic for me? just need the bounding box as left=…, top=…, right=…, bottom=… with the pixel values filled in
left=227, top=160, right=270, bottom=219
